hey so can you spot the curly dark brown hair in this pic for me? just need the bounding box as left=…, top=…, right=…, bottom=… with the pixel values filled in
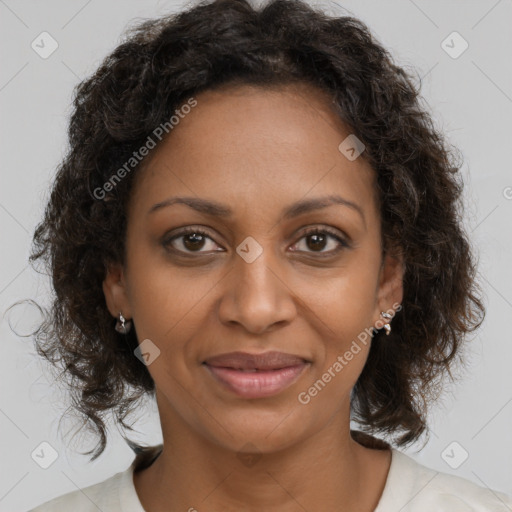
left=28, top=0, right=484, bottom=461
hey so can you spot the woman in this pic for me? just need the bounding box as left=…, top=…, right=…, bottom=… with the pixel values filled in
left=28, top=0, right=512, bottom=510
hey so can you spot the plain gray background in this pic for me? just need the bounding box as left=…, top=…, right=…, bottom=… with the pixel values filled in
left=1, top=0, right=511, bottom=510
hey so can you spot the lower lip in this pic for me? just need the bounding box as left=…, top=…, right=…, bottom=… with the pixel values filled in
left=204, top=363, right=308, bottom=399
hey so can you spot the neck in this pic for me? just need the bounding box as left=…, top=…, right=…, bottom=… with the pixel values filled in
left=132, top=405, right=391, bottom=512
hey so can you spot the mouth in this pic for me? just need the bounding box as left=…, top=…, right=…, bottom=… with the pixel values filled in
left=202, top=351, right=310, bottom=399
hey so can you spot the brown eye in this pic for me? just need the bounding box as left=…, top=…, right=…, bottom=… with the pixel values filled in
left=182, top=232, right=207, bottom=251
left=162, top=228, right=223, bottom=254
left=305, top=232, right=328, bottom=251
left=291, top=227, right=349, bottom=255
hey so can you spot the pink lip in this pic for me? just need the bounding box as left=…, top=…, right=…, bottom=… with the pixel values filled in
left=203, top=351, right=310, bottom=399
left=205, top=364, right=308, bottom=398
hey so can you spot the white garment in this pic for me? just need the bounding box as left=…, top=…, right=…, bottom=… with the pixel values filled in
left=29, top=448, right=512, bottom=511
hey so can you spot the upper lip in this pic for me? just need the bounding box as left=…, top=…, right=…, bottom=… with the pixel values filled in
left=203, top=351, right=309, bottom=370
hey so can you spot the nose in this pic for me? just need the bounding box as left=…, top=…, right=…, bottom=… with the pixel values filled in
left=217, top=245, right=297, bottom=335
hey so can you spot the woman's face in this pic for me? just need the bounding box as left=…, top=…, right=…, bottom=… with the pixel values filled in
left=104, top=83, right=403, bottom=453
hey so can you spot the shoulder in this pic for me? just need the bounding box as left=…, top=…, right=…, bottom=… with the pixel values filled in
left=28, top=444, right=161, bottom=511
left=28, top=467, right=129, bottom=512
left=376, top=448, right=512, bottom=512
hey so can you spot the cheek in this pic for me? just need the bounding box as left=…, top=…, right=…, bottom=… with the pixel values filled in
left=296, top=271, right=376, bottom=410
left=127, top=263, right=214, bottom=353
left=122, top=236, right=205, bottom=355
left=304, top=254, right=380, bottom=344
left=295, top=249, right=380, bottom=398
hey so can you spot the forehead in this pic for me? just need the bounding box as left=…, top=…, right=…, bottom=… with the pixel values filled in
left=130, top=82, right=378, bottom=221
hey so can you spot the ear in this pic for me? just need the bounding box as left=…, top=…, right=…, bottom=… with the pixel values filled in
left=374, top=249, right=404, bottom=323
left=102, top=262, right=132, bottom=320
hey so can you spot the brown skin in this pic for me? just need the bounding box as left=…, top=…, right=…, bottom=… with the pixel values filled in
left=103, top=83, right=403, bottom=512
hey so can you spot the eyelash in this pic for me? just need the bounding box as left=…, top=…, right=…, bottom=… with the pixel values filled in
left=162, top=225, right=350, bottom=256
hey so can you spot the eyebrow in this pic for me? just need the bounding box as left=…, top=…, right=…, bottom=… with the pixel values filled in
left=148, top=194, right=365, bottom=225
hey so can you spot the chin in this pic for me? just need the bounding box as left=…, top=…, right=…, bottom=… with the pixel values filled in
left=193, top=405, right=315, bottom=455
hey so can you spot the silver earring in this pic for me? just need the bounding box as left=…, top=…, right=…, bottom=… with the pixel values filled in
left=115, top=312, right=132, bottom=334
left=381, top=311, right=392, bottom=336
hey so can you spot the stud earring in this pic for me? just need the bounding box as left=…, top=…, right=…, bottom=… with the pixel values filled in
left=381, top=311, right=392, bottom=336
left=115, top=312, right=132, bottom=334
